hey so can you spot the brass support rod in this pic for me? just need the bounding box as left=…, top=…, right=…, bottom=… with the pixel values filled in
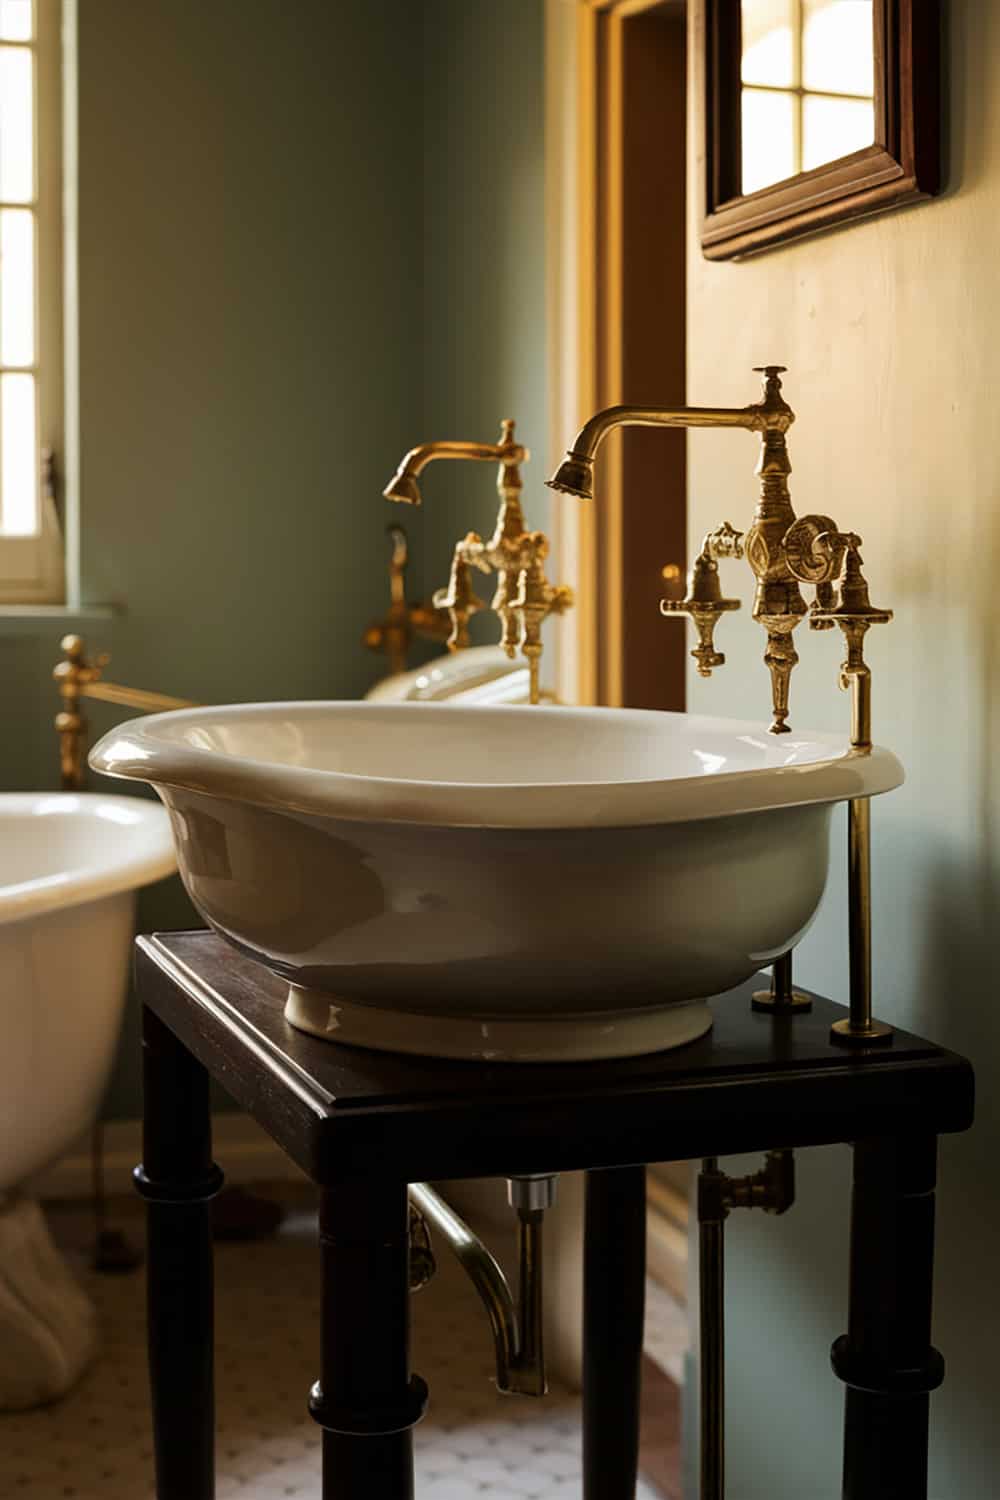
left=851, top=668, right=872, bottom=750
left=831, top=668, right=893, bottom=1047
left=848, top=796, right=872, bottom=1029
left=527, top=653, right=540, bottom=706
left=751, top=949, right=812, bottom=1013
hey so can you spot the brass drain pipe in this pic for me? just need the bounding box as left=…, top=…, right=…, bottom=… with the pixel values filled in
left=408, top=1177, right=555, bottom=1397
left=698, top=1151, right=796, bottom=1499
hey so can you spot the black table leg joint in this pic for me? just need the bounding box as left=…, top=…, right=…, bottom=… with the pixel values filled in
left=831, top=1335, right=945, bottom=1397
left=133, top=1162, right=226, bottom=1205
left=140, top=1004, right=218, bottom=1500
left=837, top=1135, right=941, bottom=1500
left=308, top=1374, right=429, bottom=1436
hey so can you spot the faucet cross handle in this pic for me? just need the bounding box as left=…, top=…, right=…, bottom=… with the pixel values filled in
left=809, top=537, right=892, bottom=747
left=706, top=520, right=745, bottom=560
left=810, top=534, right=892, bottom=629
left=660, top=549, right=740, bottom=677
left=433, top=544, right=486, bottom=652
left=752, top=364, right=788, bottom=402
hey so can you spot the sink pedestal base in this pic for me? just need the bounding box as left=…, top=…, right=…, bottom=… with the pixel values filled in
left=284, top=986, right=714, bottom=1062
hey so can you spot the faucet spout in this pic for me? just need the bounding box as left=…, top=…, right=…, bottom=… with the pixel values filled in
left=546, top=379, right=792, bottom=500
left=547, top=367, right=818, bottom=731
left=383, top=420, right=528, bottom=506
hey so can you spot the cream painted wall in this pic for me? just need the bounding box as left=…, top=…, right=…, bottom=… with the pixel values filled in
left=685, top=3, right=998, bottom=1493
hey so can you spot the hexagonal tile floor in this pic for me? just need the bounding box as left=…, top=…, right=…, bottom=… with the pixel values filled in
left=0, top=1199, right=682, bottom=1498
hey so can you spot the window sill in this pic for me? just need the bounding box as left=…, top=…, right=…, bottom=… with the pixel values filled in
left=0, top=603, right=115, bottom=636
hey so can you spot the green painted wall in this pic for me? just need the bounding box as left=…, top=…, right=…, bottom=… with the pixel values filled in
left=76, top=0, right=426, bottom=705
left=0, top=0, right=546, bottom=1121
left=419, top=0, right=549, bottom=619
left=76, top=0, right=428, bottom=1118
left=685, top=2, right=998, bottom=1493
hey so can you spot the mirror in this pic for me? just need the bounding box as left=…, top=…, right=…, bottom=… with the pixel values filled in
left=740, top=0, right=874, bottom=195
left=700, top=0, right=940, bottom=259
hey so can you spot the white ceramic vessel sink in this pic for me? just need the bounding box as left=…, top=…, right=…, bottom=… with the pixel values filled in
left=91, top=703, right=903, bottom=1062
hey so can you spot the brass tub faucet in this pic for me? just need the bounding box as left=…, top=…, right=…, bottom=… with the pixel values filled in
left=383, top=420, right=573, bottom=704
left=547, top=366, right=889, bottom=736
left=362, top=525, right=453, bottom=676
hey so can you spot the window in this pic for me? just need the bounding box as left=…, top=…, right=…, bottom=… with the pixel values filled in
left=0, top=0, right=63, bottom=602
left=740, top=0, right=875, bottom=197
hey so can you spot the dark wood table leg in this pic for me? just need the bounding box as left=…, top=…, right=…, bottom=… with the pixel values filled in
left=583, top=1165, right=647, bottom=1500
left=310, top=1181, right=427, bottom=1500
left=832, top=1136, right=944, bottom=1500
left=134, top=1005, right=224, bottom=1500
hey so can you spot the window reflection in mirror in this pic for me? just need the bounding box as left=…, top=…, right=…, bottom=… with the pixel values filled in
left=740, top=0, right=874, bottom=196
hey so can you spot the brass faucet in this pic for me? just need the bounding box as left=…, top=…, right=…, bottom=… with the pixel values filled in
left=383, top=420, right=573, bottom=704
left=549, top=365, right=895, bottom=1050
left=362, top=525, right=453, bottom=676
left=547, top=366, right=889, bottom=735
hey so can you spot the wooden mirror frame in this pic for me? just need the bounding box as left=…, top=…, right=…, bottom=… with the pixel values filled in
left=698, top=0, right=940, bottom=260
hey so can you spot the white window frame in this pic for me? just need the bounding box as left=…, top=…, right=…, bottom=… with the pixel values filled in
left=0, top=0, right=64, bottom=603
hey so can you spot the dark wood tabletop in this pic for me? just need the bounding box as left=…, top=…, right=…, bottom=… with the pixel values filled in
left=135, top=931, right=974, bottom=1186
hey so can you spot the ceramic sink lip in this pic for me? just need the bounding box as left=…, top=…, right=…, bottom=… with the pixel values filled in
left=88, top=701, right=904, bottom=832
left=0, top=792, right=177, bottom=926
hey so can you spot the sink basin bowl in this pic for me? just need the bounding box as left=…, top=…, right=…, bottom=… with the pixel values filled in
left=90, top=703, right=903, bottom=1062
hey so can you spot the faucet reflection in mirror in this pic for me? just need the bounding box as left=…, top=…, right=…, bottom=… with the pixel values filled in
left=362, top=524, right=453, bottom=677
left=383, top=420, right=573, bottom=704
left=548, top=367, right=893, bottom=1047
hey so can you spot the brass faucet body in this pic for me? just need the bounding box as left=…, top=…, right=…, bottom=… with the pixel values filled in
left=548, top=367, right=889, bottom=735
left=549, top=367, right=895, bottom=1047
left=383, top=420, right=573, bottom=704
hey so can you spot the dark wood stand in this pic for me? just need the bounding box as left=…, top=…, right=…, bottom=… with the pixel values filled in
left=135, top=932, right=974, bottom=1500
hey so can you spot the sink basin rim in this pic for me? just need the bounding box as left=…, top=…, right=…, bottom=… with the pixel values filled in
left=88, top=701, right=904, bottom=831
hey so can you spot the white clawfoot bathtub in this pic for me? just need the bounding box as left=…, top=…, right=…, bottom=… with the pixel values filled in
left=0, top=792, right=175, bottom=1409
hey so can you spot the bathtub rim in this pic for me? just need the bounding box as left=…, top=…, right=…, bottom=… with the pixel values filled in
left=0, top=792, right=176, bottom=927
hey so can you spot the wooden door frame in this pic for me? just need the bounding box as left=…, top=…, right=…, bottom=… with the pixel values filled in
left=546, top=0, right=687, bottom=708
